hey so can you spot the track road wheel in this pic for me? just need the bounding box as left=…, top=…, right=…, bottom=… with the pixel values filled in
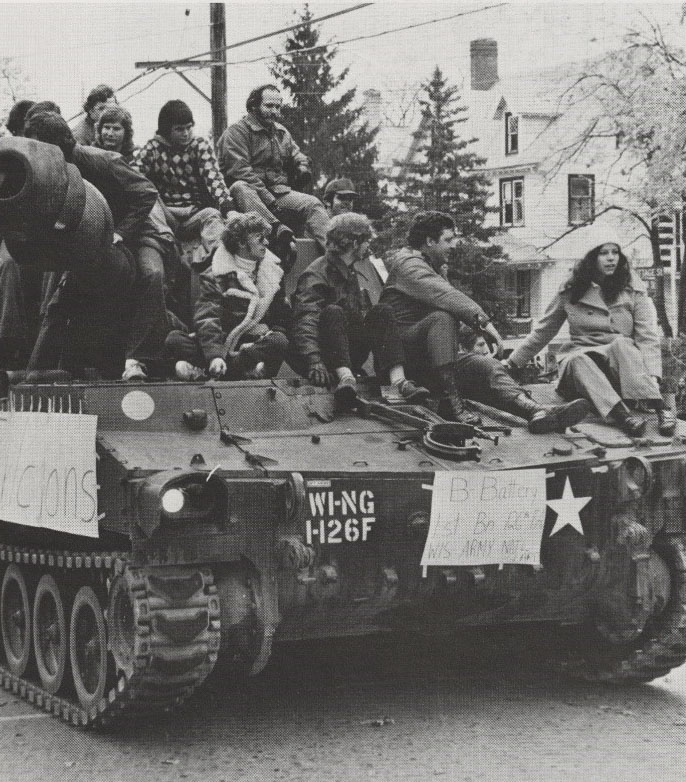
left=33, top=574, right=68, bottom=693
left=107, top=574, right=136, bottom=678
left=69, top=586, right=108, bottom=711
left=1, top=564, right=32, bottom=676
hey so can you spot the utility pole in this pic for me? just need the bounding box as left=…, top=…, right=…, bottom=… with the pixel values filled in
left=210, top=3, right=227, bottom=141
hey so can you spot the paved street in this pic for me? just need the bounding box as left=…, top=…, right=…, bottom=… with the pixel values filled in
left=1, top=636, right=684, bottom=782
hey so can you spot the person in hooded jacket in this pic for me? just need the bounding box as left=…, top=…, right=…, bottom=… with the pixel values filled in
left=165, top=212, right=291, bottom=380
left=505, top=227, right=675, bottom=437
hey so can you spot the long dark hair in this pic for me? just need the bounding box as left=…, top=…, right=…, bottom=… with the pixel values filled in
left=564, top=243, right=630, bottom=304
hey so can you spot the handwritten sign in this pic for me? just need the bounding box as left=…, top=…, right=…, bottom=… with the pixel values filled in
left=0, top=412, right=98, bottom=537
left=420, top=469, right=547, bottom=569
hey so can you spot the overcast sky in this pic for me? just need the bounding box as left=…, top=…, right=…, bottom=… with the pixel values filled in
left=1, top=1, right=684, bottom=141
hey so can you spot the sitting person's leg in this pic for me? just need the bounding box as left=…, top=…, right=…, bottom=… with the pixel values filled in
left=457, top=352, right=590, bottom=434
left=558, top=351, right=646, bottom=436
left=273, top=191, right=329, bottom=252
left=365, top=303, right=429, bottom=403
left=227, top=330, right=290, bottom=379
left=318, top=303, right=368, bottom=401
left=122, top=244, right=170, bottom=380
left=402, top=310, right=480, bottom=424
left=164, top=329, right=206, bottom=380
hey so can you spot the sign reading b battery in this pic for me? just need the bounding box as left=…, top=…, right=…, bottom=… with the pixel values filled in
left=305, top=487, right=376, bottom=544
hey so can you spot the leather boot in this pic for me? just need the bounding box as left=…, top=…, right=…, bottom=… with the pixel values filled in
left=609, top=401, right=646, bottom=437
left=437, top=364, right=481, bottom=426
left=656, top=407, right=677, bottom=437
left=511, top=393, right=590, bottom=434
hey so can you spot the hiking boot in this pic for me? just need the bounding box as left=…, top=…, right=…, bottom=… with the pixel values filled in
left=175, top=361, right=205, bottom=381
left=334, top=375, right=358, bottom=404
left=443, top=393, right=482, bottom=426
left=122, top=359, right=147, bottom=381
left=657, top=408, right=676, bottom=437
left=396, top=379, right=430, bottom=404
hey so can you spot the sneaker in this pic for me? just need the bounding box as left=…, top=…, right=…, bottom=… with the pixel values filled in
left=334, top=375, right=358, bottom=403
left=122, top=359, right=147, bottom=381
left=175, top=361, right=205, bottom=381
left=527, top=398, right=590, bottom=434
left=396, top=379, right=430, bottom=404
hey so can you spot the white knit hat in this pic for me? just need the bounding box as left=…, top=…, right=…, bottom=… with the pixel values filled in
left=573, top=221, right=623, bottom=253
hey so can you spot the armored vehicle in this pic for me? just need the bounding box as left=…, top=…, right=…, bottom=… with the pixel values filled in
left=1, top=136, right=685, bottom=729
left=1, top=374, right=685, bottom=728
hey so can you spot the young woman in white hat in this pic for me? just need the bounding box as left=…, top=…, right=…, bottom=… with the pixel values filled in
left=505, top=226, right=675, bottom=437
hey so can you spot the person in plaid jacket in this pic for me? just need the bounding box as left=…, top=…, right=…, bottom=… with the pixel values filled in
left=134, top=100, right=233, bottom=252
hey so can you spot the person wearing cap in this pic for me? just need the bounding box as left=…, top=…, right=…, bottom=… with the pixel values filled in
left=323, top=178, right=359, bottom=217
left=505, top=225, right=675, bottom=437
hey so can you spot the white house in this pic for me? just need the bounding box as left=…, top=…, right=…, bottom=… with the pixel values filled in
left=372, top=39, right=680, bottom=350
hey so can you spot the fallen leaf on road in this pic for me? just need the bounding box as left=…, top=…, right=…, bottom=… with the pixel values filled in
left=361, top=716, right=395, bottom=727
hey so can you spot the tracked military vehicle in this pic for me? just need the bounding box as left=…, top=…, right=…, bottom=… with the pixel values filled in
left=0, top=373, right=685, bottom=727
left=1, top=137, right=685, bottom=729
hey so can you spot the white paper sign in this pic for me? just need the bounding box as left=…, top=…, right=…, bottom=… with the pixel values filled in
left=0, top=412, right=99, bottom=537
left=420, top=469, right=547, bottom=568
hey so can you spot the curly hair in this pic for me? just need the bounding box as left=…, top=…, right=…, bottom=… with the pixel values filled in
left=325, top=212, right=373, bottom=253
left=564, top=243, right=630, bottom=304
left=95, top=106, right=135, bottom=158
left=221, top=212, right=271, bottom=254
left=407, top=211, right=455, bottom=249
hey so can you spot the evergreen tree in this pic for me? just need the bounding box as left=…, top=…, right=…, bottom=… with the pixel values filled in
left=269, top=5, right=383, bottom=218
left=392, top=66, right=510, bottom=327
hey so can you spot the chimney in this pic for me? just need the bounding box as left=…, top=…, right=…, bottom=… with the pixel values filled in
left=470, top=39, right=498, bottom=91
left=362, top=88, right=382, bottom=128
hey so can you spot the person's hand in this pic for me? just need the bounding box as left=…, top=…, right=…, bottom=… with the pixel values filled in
left=113, top=232, right=124, bottom=245
left=308, top=362, right=332, bottom=388
left=209, top=357, right=227, bottom=377
left=247, top=323, right=270, bottom=340
left=482, top=322, right=504, bottom=358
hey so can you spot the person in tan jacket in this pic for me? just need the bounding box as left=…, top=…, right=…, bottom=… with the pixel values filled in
left=506, top=229, right=675, bottom=437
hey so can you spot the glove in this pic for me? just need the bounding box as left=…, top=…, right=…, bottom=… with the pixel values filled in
left=209, top=357, right=227, bottom=377
left=308, top=362, right=332, bottom=388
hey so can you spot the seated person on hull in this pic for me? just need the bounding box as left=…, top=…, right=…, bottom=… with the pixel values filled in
left=95, top=104, right=190, bottom=332
left=24, top=111, right=173, bottom=382
left=380, top=211, right=589, bottom=433
left=165, top=212, right=291, bottom=381
left=217, top=84, right=330, bottom=264
left=134, top=100, right=233, bottom=253
left=72, top=84, right=117, bottom=146
left=504, top=226, right=676, bottom=437
left=291, top=212, right=430, bottom=404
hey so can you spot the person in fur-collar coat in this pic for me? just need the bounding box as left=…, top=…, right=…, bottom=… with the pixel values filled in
left=165, top=212, right=292, bottom=380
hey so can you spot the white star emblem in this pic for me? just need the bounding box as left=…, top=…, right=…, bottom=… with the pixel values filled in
left=546, top=477, right=592, bottom=536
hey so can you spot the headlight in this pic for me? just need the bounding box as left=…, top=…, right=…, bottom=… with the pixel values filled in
left=161, top=488, right=185, bottom=514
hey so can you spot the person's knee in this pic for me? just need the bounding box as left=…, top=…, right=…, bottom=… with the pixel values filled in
left=229, top=181, right=255, bottom=202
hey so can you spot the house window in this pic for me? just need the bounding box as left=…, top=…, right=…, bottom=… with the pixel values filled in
left=568, top=174, right=595, bottom=225
left=515, top=269, right=532, bottom=318
left=500, top=178, right=524, bottom=226
left=505, top=112, right=519, bottom=154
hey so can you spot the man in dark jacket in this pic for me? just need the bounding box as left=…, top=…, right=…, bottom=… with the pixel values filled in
left=24, top=111, right=169, bottom=380
left=292, top=212, right=429, bottom=404
left=165, top=212, right=291, bottom=380
left=216, top=84, right=329, bottom=258
left=380, top=211, right=589, bottom=433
